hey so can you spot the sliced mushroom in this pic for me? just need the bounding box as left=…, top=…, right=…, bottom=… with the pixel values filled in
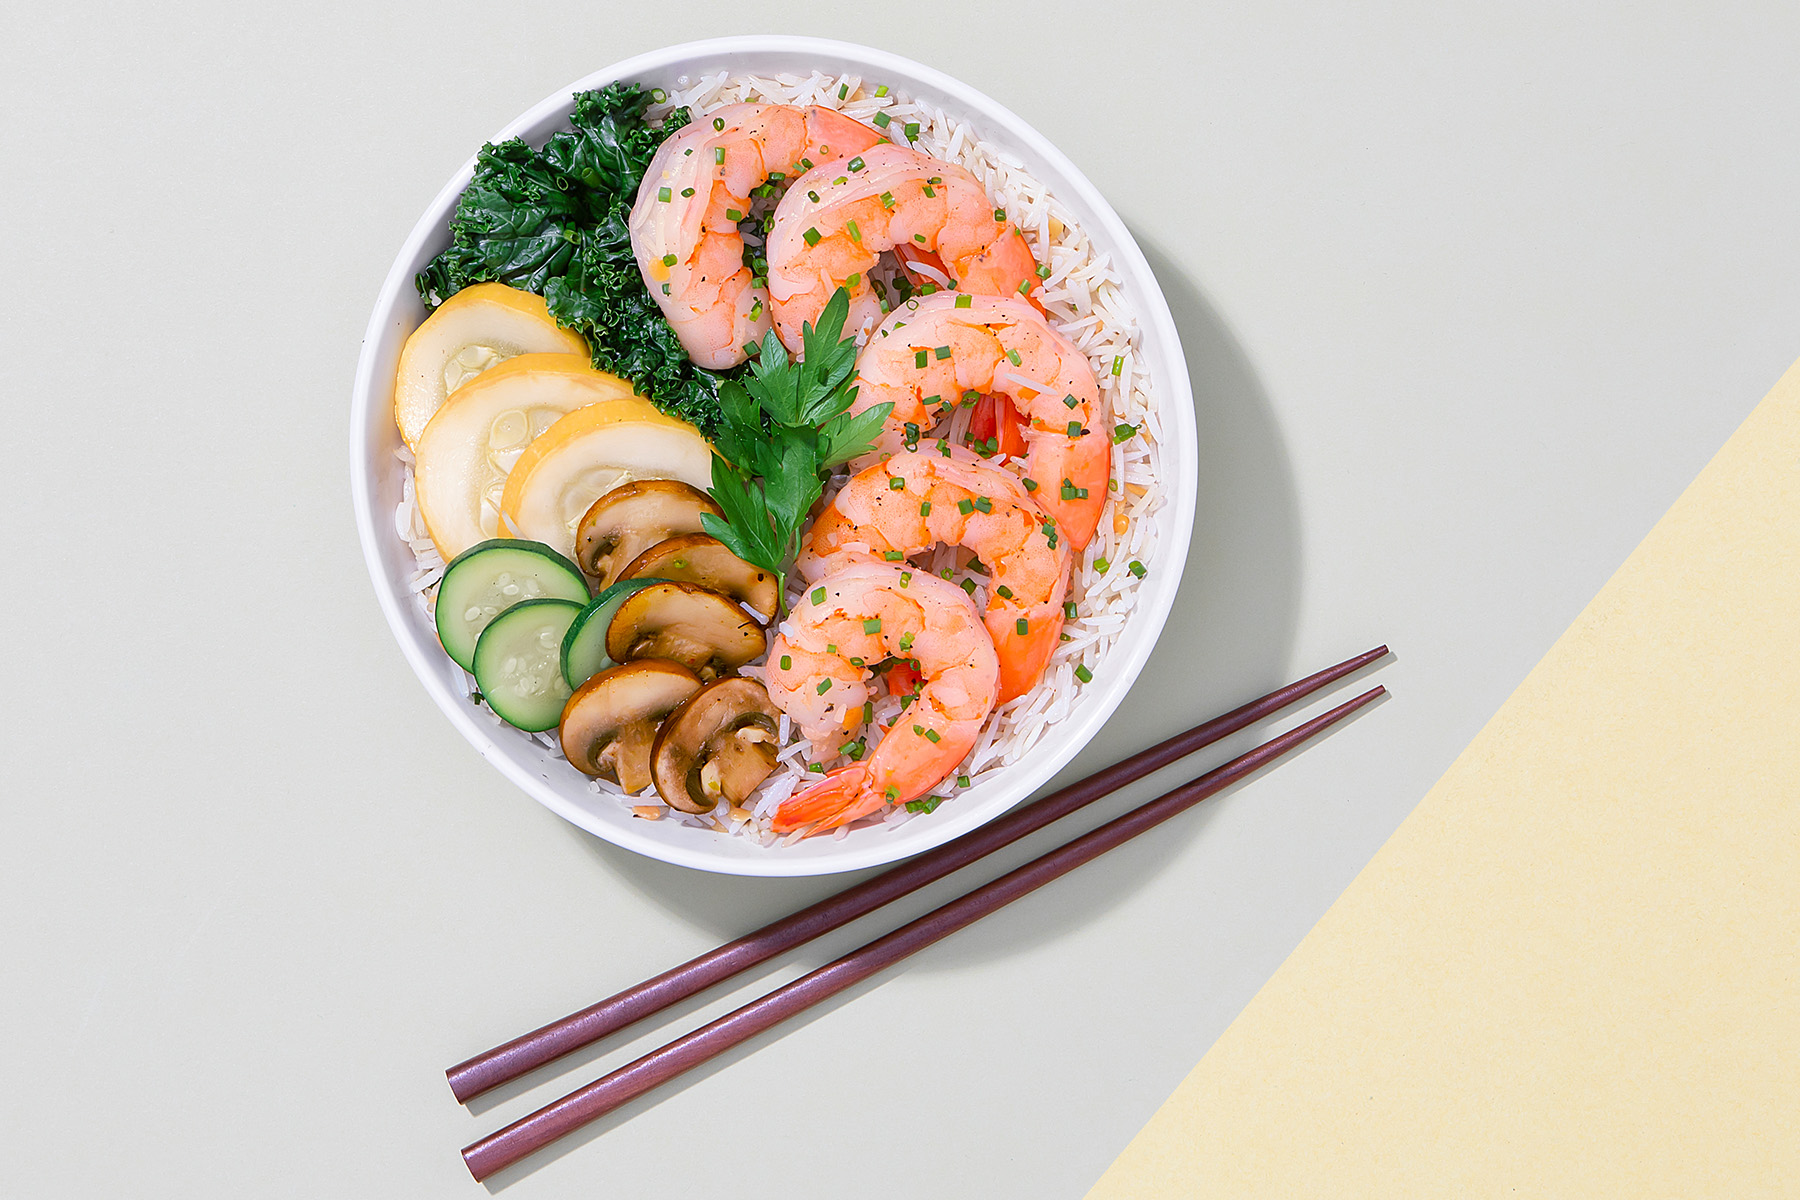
left=620, top=534, right=781, bottom=622
left=558, top=659, right=703, bottom=793
left=651, top=677, right=783, bottom=814
left=575, top=480, right=722, bottom=590
left=605, top=582, right=767, bottom=681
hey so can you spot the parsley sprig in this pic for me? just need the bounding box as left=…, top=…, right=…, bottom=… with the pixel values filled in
left=701, top=289, right=892, bottom=604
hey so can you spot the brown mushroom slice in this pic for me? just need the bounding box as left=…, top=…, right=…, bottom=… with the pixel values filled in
left=651, top=677, right=783, bottom=814
left=605, top=582, right=767, bottom=681
left=574, top=480, right=723, bottom=590
left=620, top=533, right=781, bottom=622
left=558, top=659, right=703, bottom=794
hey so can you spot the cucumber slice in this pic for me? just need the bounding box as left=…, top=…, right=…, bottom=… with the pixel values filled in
left=561, top=577, right=669, bottom=690
left=436, top=539, right=588, bottom=671
left=472, top=598, right=584, bottom=731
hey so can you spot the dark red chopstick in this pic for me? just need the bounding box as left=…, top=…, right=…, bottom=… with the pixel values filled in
left=447, top=646, right=1389, bottom=1103
left=461, top=683, right=1385, bottom=1180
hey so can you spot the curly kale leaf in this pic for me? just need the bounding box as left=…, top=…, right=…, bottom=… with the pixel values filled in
left=415, top=83, right=722, bottom=432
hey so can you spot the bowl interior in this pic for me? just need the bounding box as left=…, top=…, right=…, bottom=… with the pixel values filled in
left=350, top=36, right=1196, bottom=876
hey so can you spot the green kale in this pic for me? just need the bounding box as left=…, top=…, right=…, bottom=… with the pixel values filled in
left=415, top=82, right=725, bottom=433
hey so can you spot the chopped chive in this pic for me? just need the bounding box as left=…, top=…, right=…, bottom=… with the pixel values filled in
left=1007, top=349, right=1022, bottom=366
left=957, top=498, right=974, bottom=515
left=996, top=584, right=1014, bottom=599
left=850, top=656, right=865, bottom=667
left=812, top=586, right=826, bottom=604
left=961, top=578, right=977, bottom=594
left=1129, top=560, right=1147, bottom=578
left=658, top=186, right=672, bottom=202
left=863, top=702, right=874, bottom=722
left=1075, top=664, right=1094, bottom=683
left=1061, top=480, right=1077, bottom=500
left=803, top=227, right=822, bottom=246
left=743, top=341, right=759, bottom=357
left=817, top=679, right=832, bottom=694
left=835, top=175, right=848, bottom=185
left=993, top=207, right=1006, bottom=222
left=846, top=218, right=862, bottom=242
left=914, top=349, right=928, bottom=369
left=845, top=740, right=865, bottom=760
left=1015, top=617, right=1030, bottom=635
left=1064, top=394, right=1080, bottom=408
left=749, top=300, right=763, bottom=321
left=919, top=500, right=932, bottom=516
left=1113, top=422, right=1137, bottom=443
left=885, top=784, right=899, bottom=801
left=924, top=728, right=941, bottom=743
left=681, top=187, right=695, bottom=197
left=900, top=630, right=915, bottom=650
left=864, top=618, right=882, bottom=634
left=661, top=283, right=670, bottom=294
left=889, top=476, right=905, bottom=490
left=1111, top=356, right=1124, bottom=376
left=920, top=283, right=937, bottom=295
left=880, top=190, right=896, bottom=209
left=875, top=84, right=889, bottom=97
left=780, top=655, right=792, bottom=670
left=808, top=189, right=820, bottom=203
left=661, top=253, right=677, bottom=267
left=974, top=497, right=993, bottom=513
left=849, top=156, right=865, bottom=171
left=940, top=568, right=953, bottom=579
left=1066, top=421, right=1084, bottom=437
left=1036, top=264, right=1051, bottom=279
left=934, top=345, right=952, bottom=360
left=883, top=550, right=904, bottom=561
left=913, top=724, right=925, bottom=736
left=904, top=122, right=920, bottom=140
left=1023, top=477, right=1039, bottom=491
left=922, top=184, right=936, bottom=198
left=874, top=112, right=891, bottom=129
left=650, top=88, right=667, bottom=102
left=913, top=233, right=927, bottom=243
left=713, top=117, right=725, bottom=131
left=1076, top=487, right=1089, bottom=498
left=801, top=157, right=814, bottom=169
left=962, top=389, right=979, bottom=405
left=954, top=294, right=972, bottom=308
left=1017, top=279, right=1033, bottom=295
left=809, top=762, right=825, bottom=772
left=846, top=272, right=862, bottom=288
left=899, top=571, right=914, bottom=588
left=957, top=774, right=971, bottom=788
left=714, top=147, right=725, bottom=163
left=838, top=84, right=849, bottom=100
left=1093, top=557, right=1110, bottom=573
left=938, top=438, right=951, bottom=457
left=1064, top=600, right=1078, bottom=619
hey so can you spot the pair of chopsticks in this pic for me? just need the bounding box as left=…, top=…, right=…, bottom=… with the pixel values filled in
left=456, top=646, right=1389, bottom=1180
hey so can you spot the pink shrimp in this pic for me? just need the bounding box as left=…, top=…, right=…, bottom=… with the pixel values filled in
left=629, top=104, right=882, bottom=369
left=799, top=445, right=1072, bottom=705
left=848, top=292, right=1111, bottom=550
left=764, top=143, right=1042, bottom=350
left=766, top=562, right=999, bottom=834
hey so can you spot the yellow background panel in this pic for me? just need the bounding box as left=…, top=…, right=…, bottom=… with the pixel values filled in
left=1088, top=357, right=1800, bottom=1197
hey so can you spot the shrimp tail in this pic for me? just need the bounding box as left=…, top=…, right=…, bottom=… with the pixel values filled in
left=772, top=764, right=884, bottom=835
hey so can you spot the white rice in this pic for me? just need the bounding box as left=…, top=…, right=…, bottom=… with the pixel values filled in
left=394, top=70, right=1165, bottom=845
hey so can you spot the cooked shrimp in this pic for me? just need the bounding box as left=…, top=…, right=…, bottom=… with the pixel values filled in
left=630, top=104, right=882, bottom=369
left=848, top=292, right=1111, bottom=550
left=800, top=446, right=1072, bottom=704
left=764, top=143, right=1041, bottom=350
left=766, top=561, right=999, bottom=834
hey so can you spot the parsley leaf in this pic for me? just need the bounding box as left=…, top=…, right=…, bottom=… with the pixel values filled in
left=704, top=288, right=891, bottom=604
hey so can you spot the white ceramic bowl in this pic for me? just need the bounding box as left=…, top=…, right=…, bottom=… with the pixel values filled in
left=350, top=36, right=1196, bottom=876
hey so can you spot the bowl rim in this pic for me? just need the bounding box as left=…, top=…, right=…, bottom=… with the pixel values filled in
left=349, top=35, right=1197, bottom=876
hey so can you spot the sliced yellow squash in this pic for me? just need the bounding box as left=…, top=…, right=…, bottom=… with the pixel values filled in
left=414, top=355, right=636, bottom=559
left=500, top=400, right=714, bottom=563
left=393, top=283, right=588, bottom=449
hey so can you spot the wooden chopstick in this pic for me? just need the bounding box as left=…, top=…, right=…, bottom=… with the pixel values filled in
left=460, top=683, right=1385, bottom=1180
left=447, top=646, right=1389, bottom=1103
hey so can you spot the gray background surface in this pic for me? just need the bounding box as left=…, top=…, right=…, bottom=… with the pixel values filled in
left=4, top=3, right=1797, bottom=1196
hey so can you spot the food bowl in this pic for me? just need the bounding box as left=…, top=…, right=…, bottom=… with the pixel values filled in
left=349, top=36, right=1197, bottom=876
